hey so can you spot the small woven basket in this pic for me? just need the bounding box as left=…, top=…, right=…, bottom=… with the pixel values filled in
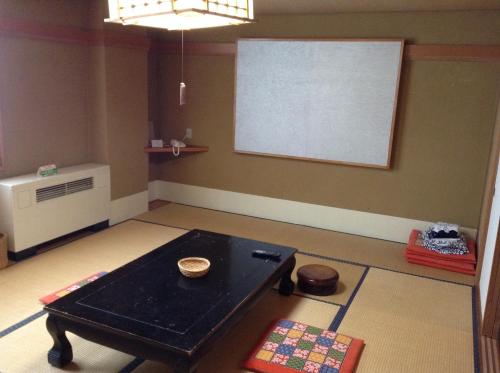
left=178, top=257, right=210, bottom=278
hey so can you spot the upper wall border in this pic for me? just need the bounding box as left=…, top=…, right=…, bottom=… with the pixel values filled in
left=155, top=40, right=500, bottom=62
left=0, top=17, right=151, bottom=50
left=1, top=17, right=499, bottom=61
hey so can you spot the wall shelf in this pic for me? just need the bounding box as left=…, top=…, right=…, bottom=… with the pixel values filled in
left=144, top=145, right=209, bottom=154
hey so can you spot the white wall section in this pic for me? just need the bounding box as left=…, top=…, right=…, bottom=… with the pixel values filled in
left=480, top=161, right=500, bottom=317
left=110, top=190, right=148, bottom=225
left=151, top=180, right=477, bottom=244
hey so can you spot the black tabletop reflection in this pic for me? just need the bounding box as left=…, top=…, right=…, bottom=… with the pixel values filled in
left=46, top=230, right=296, bottom=353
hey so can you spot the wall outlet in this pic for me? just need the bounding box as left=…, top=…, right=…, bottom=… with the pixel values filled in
left=185, top=128, right=192, bottom=139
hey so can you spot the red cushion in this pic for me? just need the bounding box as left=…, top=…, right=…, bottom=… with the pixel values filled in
left=39, top=271, right=107, bottom=304
left=406, top=230, right=476, bottom=264
left=243, top=319, right=364, bottom=373
left=406, top=255, right=475, bottom=275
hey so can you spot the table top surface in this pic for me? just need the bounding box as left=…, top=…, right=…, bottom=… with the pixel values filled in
left=45, top=230, right=296, bottom=354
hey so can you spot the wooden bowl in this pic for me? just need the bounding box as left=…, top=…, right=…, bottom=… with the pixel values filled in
left=297, top=264, right=339, bottom=296
left=178, top=257, right=211, bottom=278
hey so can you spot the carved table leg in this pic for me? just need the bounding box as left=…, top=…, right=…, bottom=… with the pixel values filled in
left=46, top=315, right=73, bottom=367
left=279, top=256, right=296, bottom=296
left=171, top=357, right=197, bottom=373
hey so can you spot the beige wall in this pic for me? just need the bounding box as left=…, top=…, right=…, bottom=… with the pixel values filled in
left=0, top=0, right=88, bottom=28
left=0, top=0, right=149, bottom=201
left=153, top=11, right=500, bottom=229
left=103, top=46, right=149, bottom=200
left=86, top=0, right=150, bottom=200
left=87, top=46, right=109, bottom=165
left=0, top=37, right=90, bottom=178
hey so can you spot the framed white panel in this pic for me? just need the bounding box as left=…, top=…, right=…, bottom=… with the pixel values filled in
left=234, top=39, right=404, bottom=168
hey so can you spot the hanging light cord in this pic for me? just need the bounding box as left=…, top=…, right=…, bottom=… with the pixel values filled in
left=181, top=29, right=184, bottom=83
left=179, top=29, right=186, bottom=106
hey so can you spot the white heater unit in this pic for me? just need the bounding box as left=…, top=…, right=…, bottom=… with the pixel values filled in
left=0, top=163, right=110, bottom=259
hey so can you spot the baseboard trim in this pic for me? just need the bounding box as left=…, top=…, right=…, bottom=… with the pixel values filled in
left=148, top=181, right=160, bottom=202
left=110, top=191, right=149, bottom=225
left=7, top=220, right=109, bottom=262
left=151, top=180, right=477, bottom=244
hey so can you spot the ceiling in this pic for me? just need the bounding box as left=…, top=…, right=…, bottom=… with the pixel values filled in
left=253, top=0, right=500, bottom=14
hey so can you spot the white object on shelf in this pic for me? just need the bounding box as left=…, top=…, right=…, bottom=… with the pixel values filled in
left=151, top=139, right=164, bottom=148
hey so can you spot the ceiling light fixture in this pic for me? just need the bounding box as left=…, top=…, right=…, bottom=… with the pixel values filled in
left=105, top=0, right=254, bottom=31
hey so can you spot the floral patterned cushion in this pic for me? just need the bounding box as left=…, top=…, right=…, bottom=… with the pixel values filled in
left=244, top=319, right=364, bottom=373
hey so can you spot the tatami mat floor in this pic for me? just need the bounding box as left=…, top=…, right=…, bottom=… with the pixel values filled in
left=0, top=202, right=484, bottom=372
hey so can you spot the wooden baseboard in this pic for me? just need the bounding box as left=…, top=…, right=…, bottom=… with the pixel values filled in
left=149, top=180, right=477, bottom=244
left=474, top=286, right=484, bottom=372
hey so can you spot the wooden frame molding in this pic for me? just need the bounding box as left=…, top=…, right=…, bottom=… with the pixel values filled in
left=152, top=41, right=236, bottom=56
left=404, top=44, right=500, bottom=62
left=155, top=40, right=500, bottom=62
left=1, top=16, right=498, bottom=61
left=88, top=30, right=151, bottom=50
left=478, top=95, right=500, bottom=339
left=231, top=38, right=404, bottom=170
left=482, top=222, right=500, bottom=338
left=0, top=17, right=151, bottom=50
left=476, top=99, right=500, bottom=281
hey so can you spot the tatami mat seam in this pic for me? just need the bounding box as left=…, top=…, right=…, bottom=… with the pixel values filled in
left=272, top=289, right=343, bottom=307
left=326, top=267, right=480, bottom=373
left=0, top=310, right=46, bottom=338
left=329, top=267, right=370, bottom=332
left=119, top=357, right=145, bottom=373
left=132, top=218, right=190, bottom=232
left=472, top=287, right=480, bottom=373
left=296, top=251, right=367, bottom=269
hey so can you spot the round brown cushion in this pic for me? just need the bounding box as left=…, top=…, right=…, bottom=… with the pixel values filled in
left=297, top=264, right=339, bottom=296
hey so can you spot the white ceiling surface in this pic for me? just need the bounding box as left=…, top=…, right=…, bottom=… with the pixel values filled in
left=254, top=0, right=500, bottom=14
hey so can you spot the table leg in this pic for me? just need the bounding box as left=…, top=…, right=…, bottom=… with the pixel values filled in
left=171, top=357, right=197, bottom=373
left=279, top=256, right=296, bottom=296
left=46, top=315, right=73, bottom=368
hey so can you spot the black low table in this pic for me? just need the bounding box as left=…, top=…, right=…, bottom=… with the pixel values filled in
left=44, top=230, right=297, bottom=372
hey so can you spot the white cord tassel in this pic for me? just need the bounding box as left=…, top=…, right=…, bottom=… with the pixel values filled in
left=179, top=82, right=186, bottom=106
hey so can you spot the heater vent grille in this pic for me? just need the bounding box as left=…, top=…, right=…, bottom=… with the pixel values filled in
left=36, top=177, right=94, bottom=203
